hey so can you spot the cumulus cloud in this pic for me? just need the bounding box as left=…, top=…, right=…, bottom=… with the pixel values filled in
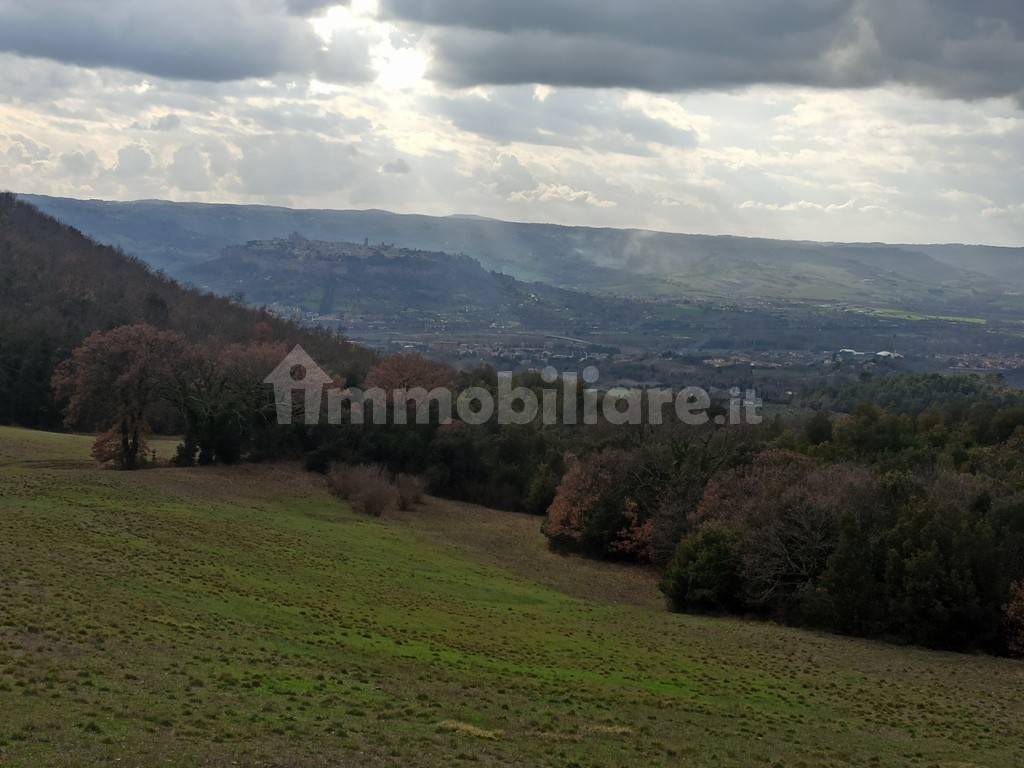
left=167, top=144, right=212, bottom=191
left=0, top=0, right=373, bottom=83
left=740, top=199, right=860, bottom=213
left=112, top=143, right=153, bottom=177
left=59, top=150, right=99, bottom=177
left=983, top=203, right=1024, bottom=222
left=3, top=133, right=49, bottom=165
left=510, top=182, right=616, bottom=208
left=486, top=154, right=536, bottom=197
left=379, top=0, right=1024, bottom=103
left=238, top=104, right=371, bottom=136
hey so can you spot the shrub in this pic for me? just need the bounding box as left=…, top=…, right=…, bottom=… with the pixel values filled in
left=327, top=464, right=399, bottom=517
left=524, top=464, right=560, bottom=516
left=660, top=527, right=743, bottom=613
left=358, top=476, right=401, bottom=518
left=396, top=473, right=427, bottom=510
left=327, top=464, right=366, bottom=500
left=304, top=444, right=334, bottom=474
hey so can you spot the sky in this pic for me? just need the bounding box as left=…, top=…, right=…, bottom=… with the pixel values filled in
left=0, top=0, right=1022, bottom=246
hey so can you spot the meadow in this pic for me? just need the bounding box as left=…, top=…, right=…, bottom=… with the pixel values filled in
left=1, top=426, right=1023, bottom=767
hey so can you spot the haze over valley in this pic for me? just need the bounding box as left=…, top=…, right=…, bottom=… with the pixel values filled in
left=24, top=193, right=1024, bottom=388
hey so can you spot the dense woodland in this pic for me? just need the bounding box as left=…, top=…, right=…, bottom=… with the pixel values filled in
left=546, top=400, right=1024, bottom=656
left=4, top=195, right=1024, bottom=657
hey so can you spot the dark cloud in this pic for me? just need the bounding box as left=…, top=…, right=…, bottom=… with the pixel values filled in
left=285, top=0, right=346, bottom=15
left=379, top=0, right=1024, bottom=102
left=432, top=87, right=697, bottom=155
left=0, top=0, right=373, bottom=83
left=0, top=52, right=104, bottom=105
left=383, top=0, right=852, bottom=56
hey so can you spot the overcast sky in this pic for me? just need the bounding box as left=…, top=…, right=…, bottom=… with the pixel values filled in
left=0, top=0, right=1022, bottom=245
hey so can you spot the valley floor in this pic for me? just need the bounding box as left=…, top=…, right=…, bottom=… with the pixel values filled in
left=1, top=426, right=1023, bottom=767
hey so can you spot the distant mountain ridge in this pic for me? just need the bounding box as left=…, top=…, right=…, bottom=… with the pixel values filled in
left=18, top=193, right=1024, bottom=312
left=182, top=234, right=682, bottom=340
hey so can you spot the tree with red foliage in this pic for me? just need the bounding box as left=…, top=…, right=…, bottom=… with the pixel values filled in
left=544, top=452, right=601, bottom=550
left=543, top=449, right=654, bottom=560
left=52, top=324, right=186, bottom=469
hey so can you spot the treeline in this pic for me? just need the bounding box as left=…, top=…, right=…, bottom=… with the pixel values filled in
left=51, top=323, right=317, bottom=469
left=0, top=194, right=375, bottom=430
left=806, top=372, right=1023, bottom=417
left=302, top=364, right=648, bottom=512
left=542, top=399, right=1024, bottom=655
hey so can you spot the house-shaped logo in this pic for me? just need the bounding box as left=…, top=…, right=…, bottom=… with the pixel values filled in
left=264, top=345, right=333, bottom=425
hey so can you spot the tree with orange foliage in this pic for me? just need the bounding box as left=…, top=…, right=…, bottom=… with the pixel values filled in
left=543, top=449, right=654, bottom=560
left=363, top=353, right=455, bottom=422
left=364, top=353, right=455, bottom=393
left=52, top=324, right=186, bottom=469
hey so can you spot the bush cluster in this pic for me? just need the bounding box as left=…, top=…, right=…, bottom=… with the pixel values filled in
left=327, top=464, right=427, bottom=517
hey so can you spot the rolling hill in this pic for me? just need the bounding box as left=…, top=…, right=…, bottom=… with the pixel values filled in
left=181, top=234, right=682, bottom=340
left=20, top=194, right=1024, bottom=312
left=2, top=426, right=1023, bottom=766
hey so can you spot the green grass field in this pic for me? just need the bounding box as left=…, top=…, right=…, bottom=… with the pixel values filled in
left=846, top=307, right=988, bottom=325
left=2, top=426, right=1024, bottom=767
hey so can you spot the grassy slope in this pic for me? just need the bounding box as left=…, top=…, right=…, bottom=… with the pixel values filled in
left=2, top=427, right=1023, bottom=767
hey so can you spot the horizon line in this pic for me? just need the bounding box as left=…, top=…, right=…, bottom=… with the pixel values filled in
left=12, top=189, right=1024, bottom=251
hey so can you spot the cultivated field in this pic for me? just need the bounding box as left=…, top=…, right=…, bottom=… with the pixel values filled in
left=1, top=427, right=1023, bottom=767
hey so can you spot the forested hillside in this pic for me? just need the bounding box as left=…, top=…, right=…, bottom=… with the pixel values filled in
left=0, top=194, right=375, bottom=428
